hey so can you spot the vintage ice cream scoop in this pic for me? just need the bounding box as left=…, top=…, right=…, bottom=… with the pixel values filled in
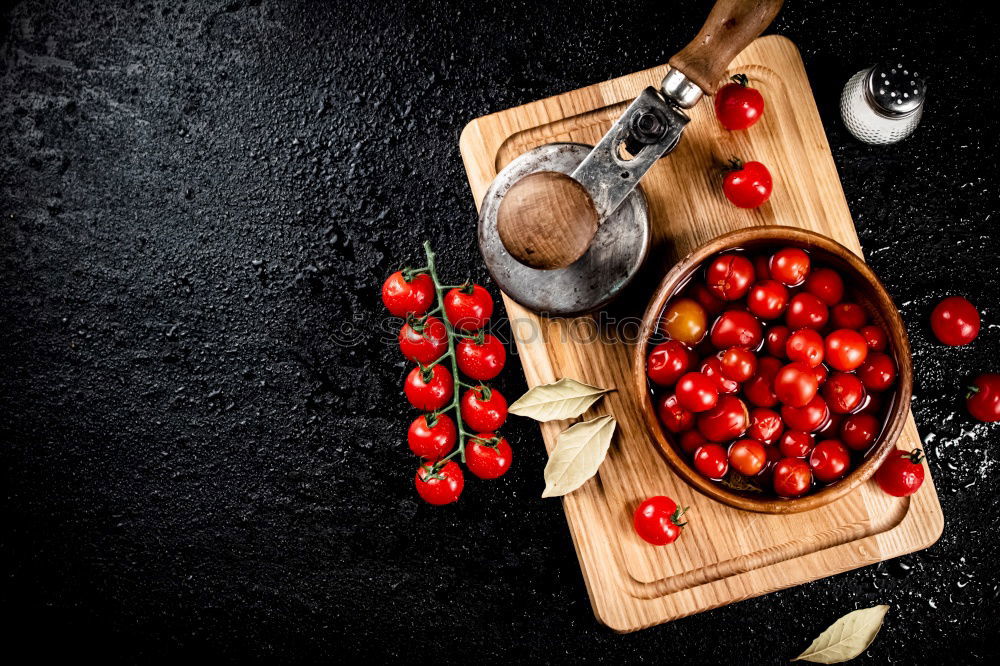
left=478, top=0, right=783, bottom=315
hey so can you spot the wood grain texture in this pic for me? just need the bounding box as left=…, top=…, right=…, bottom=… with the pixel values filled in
left=459, top=36, right=943, bottom=633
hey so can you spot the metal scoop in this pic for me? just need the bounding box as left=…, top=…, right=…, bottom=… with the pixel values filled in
left=478, top=0, right=783, bottom=315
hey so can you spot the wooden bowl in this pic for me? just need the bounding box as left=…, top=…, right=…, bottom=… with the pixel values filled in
left=634, top=226, right=912, bottom=514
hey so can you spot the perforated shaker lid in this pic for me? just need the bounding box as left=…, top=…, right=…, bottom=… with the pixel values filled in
left=866, top=63, right=926, bottom=115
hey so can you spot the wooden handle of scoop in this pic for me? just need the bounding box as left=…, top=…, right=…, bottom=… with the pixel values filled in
left=668, top=0, right=783, bottom=95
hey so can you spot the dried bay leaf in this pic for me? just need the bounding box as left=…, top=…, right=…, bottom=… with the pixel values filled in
left=793, top=605, right=890, bottom=663
left=541, top=415, right=616, bottom=498
left=509, top=378, right=612, bottom=422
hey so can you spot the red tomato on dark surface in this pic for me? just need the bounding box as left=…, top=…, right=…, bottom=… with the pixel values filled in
left=804, top=267, right=844, bottom=306
left=705, top=254, right=756, bottom=301
left=415, top=461, right=464, bottom=505
left=711, top=310, right=763, bottom=349
left=744, top=356, right=782, bottom=407
left=822, top=372, right=866, bottom=414
left=700, top=356, right=740, bottom=394
left=856, top=353, right=897, bottom=391
left=714, top=74, right=764, bottom=130
left=786, top=293, right=829, bottom=330
left=720, top=347, right=757, bottom=382
left=774, top=362, right=820, bottom=408
left=460, top=386, right=507, bottom=432
left=382, top=271, right=434, bottom=317
left=808, top=439, right=851, bottom=482
left=769, top=248, right=811, bottom=287
left=657, top=393, right=695, bottom=433
left=646, top=340, right=692, bottom=387
left=678, top=430, right=707, bottom=454
left=785, top=328, right=825, bottom=367
left=930, top=296, right=980, bottom=346
left=840, top=412, right=880, bottom=451
left=860, top=325, right=888, bottom=352
left=407, top=413, right=457, bottom=459
left=747, top=407, right=784, bottom=445
left=779, top=430, right=815, bottom=458
left=747, top=280, right=789, bottom=319
left=781, top=394, right=830, bottom=432
left=633, top=496, right=687, bottom=546
left=465, top=434, right=513, bottom=480
left=765, top=325, right=791, bottom=358
left=398, top=316, right=448, bottom=365
left=830, top=302, right=868, bottom=329
left=728, top=439, right=767, bottom=476
left=405, top=365, right=453, bottom=411
left=875, top=449, right=925, bottom=497
left=693, top=444, right=729, bottom=478
left=825, top=329, right=869, bottom=372
left=456, top=333, right=506, bottom=380
left=444, top=284, right=493, bottom=331
left=967, top=374, right=1000, bottom=422
left=697, top=395, right=750, bottom=442
left=676, top=372, right=720, bottom=413
left=773, top=458, right=812, bottom=497
left=722, top=160, right=772, bottom=209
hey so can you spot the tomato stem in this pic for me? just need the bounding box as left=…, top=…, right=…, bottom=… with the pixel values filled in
left=730, top=73, right=749, bottom=87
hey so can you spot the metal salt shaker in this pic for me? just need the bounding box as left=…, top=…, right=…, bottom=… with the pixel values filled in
left=840, top=63, right=927, bottom=144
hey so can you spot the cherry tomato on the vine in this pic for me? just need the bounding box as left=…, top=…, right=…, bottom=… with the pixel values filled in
left=808, top=439, right=851, bottom=483
left=382, top=271, right=434, bottom=317
left=804, top=267, right=844, bottom=306
left=647, top=340, right=692, bottom=387
left=786, top=293, right=829, bottom=330
left=720, top=347, right=758, bottom=382
left=774, top=362, right=820, bottom=408
left=773, top=457, right=812, bottom=497
left=875, top=449, right=925, bottom=497
left=825, top=329, right=869, bottom=372
left=831, top=302, right=868, bottom=329
left=856, top=353, right=897, bottom=392
left=661, top=298, right=708, bottom=345
left=840, top=412, right=880, bottom=451
left=729, top=439, right=767, bottom=476
left=967, top=374, right=1000, bottom=422
left=407, top=412, right=457, bottom=459
left=706, top=254, right=756, bottom=301
left=822, top=372, right=866, bottom=414
left=722, top=160, right=772, bottom=209
left=405, top=365, right=453, bottom=411
left=460, top=385, right=508, bottom=432
left=657, top=393, right=694, bottom=433
left=930, top=296, right=980, bottom=346
left=415, top=461, right=464, bottom=505
left=697, top=395, right=749, bottom=442
left=633, top=496, right=687, bottom=546
left=676, top=372, right=720, bottom=413
left=693, top=443, right=729, bottom=478
left=465, top=434, right=513, bottom=480
left=444, top=284, right=493, bottom=331
left=748, top=280, right=790, bottom=319
left=711, top=309, right=763, bottom=349
left=399, top=316, right=448, bottom=365
left=714, top=74, right=764, bottom=130
left=786, top=328, right=825, bottom=367
left=456, top=333, right=506, bottom=380
left=770, top=248, right=811, bottom=287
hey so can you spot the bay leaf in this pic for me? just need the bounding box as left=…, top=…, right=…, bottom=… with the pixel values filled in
left=793, top=605, right=890, bottom=664
left=541, top=415, right=616, bottom=498
left=508, top=378, right=612, bottom=422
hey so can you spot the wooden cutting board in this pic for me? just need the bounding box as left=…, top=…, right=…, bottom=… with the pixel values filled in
left=459, top=36, right=943, bottom=633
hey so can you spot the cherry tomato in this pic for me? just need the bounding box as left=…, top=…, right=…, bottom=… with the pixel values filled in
left=633, top=496, right=687, bottom=546
left=661, top=298, right=708, bottom=345
left=747, top=280, right=789, bottom=319
left=729, top=439, right=767, bottom=476
left=706, top=254, right=756, bottom=301
left=647, top=340, right=692, bottom=387
left=415, top=461, right=464, bottom=505
left=382, top=271, right=434, bottom=317
left=774, top=362, right=820, bottom=408
left=781, top=394, right=830, bottom=432
left=824, top=329, right=869, bottom=372
left=693, top=443, right=729, bottom=478
left=785, top=328, right=825, bottom=367
left=714, top=74, right=764, bottom=130
left=711, top=309, right=763, bottom=349
left=830, top=302, right=868, bottom=329
left=967, top=374, right=1000, bottom=422
left=765, top=325, right=791, bottom=358
left=773, top=457, right=812, bottom=497
left=407, top=412, right=457, bottom=459
left=744, top=356, right=782, bottom=407
left=444, top=284, right=493, bottom=332
left=769, top=248, right=811, bottom=287
left=747, top=407, right=784, bottom=445
left=861, top=391, right=884, bottom=415
left=812, top=363, right=829, bottom=386
left=856, top=353, right=897, bottom=392
left=930, top=296, right=980, bottom=346
left=700, top=356, right=740, bottom=394
left=875, top=448, right=925, bottom=497
left=455, top=333, right=506, bottom=380
left=808, top=439, right=850, bottom=482
left=722, top=160, right=772, bottom=209
left=840, top=412, right=880, bottom=451
left=753, top=255, right=772, bottom=281
left=779, top=430, right=815, bottom=458
left=398, top=316, right=448, bottom=365
left=786, top=293, right=829, bottom=330
left=804, top=267, right=844, bottom=306
left=720, top=347, right=758, bottom=382
left=697, top=395, right=749, bottom=442
left=822, top=372, right=866, bottom=414
left=405, top=365, right=453, bottom=411
left=690, top=283, right=726, bottom=315
left=678, top=430, right=707, bottom=454
left=657, top=393, right=694, bottom=433
left=465, top=434, right=513, bottom=480
left=676, top=372, right=720, bottom=413
left=860, top=325, right=888, bottom=352
left=460, top=385, right=507, bottom=431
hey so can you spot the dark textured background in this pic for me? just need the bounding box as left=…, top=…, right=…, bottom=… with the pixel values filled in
left=2, top=0, right=998, bottom=662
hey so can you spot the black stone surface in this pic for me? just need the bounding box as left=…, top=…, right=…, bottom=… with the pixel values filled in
left=2, top=0, right=998, bottom=662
